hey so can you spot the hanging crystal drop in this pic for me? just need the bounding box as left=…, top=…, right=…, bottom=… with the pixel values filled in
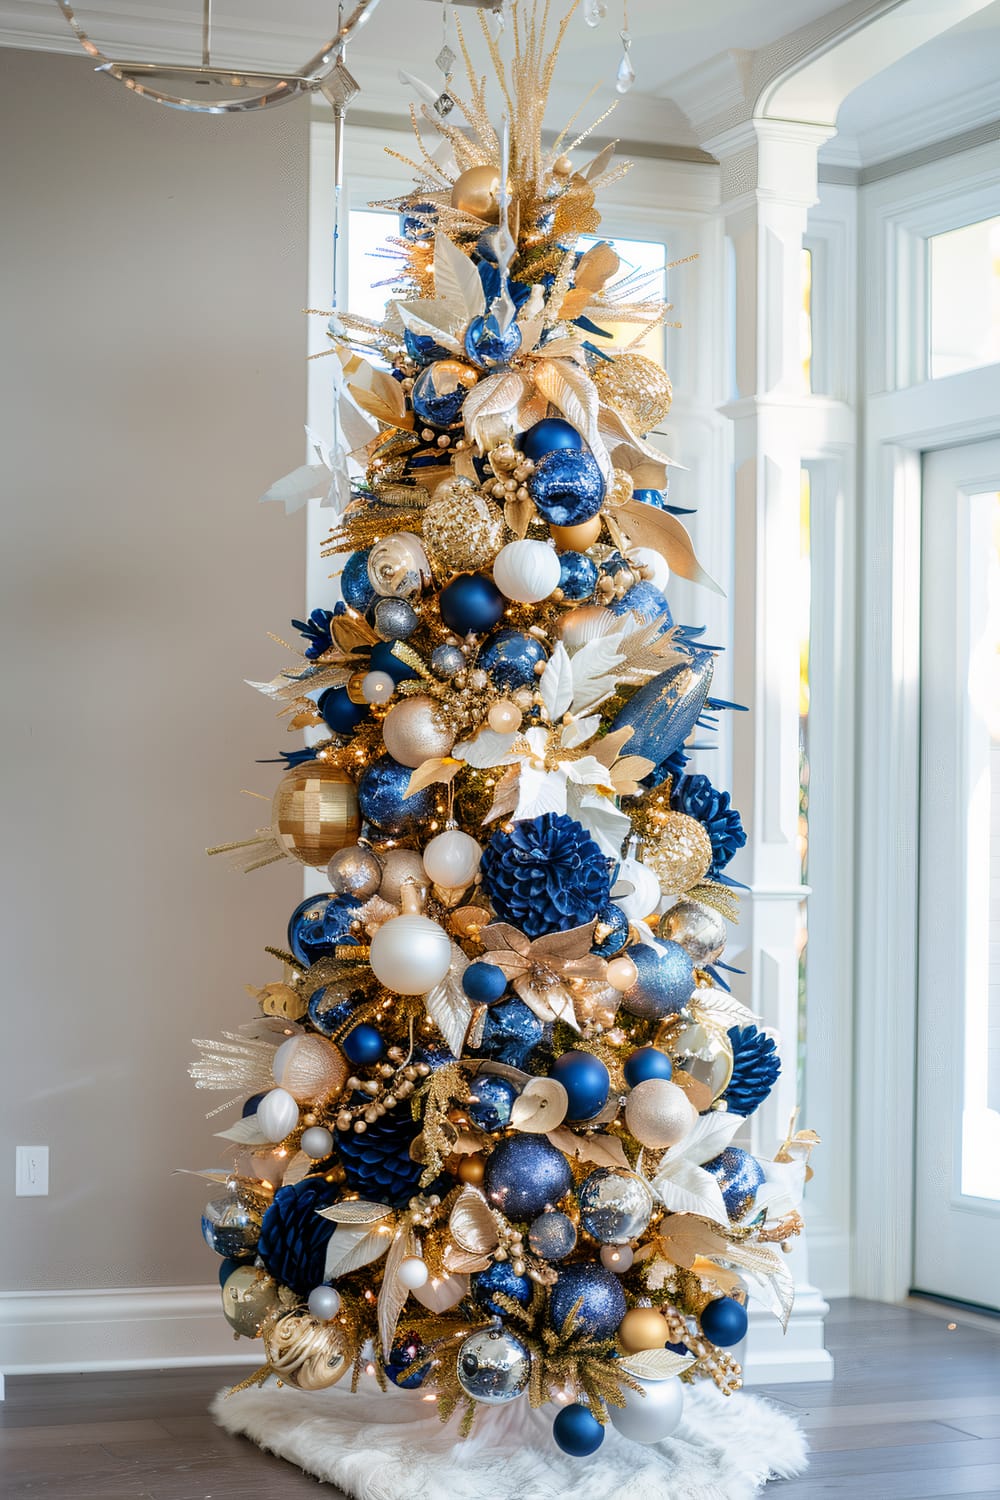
left=583, top=0, right=607, bottom=27
left=615, top=32, right=635, bottom=94
left=435, top=44, right=455, bottom=74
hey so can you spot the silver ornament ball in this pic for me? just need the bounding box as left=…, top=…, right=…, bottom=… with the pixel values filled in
left=373, top=597, right=419, bottom=641
left=608, top=1374, right=685, bottom=1444
left=578, top=1168, right=654, bottom=1245
left=658, top=900, right=727, bottom=963
left=431, top=644, right=466, bottom=679
left=456, top=1327, right=531, bottom=1405
left=327, top=845, right=383, bottom=898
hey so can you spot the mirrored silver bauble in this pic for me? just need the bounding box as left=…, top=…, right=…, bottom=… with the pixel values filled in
left=658, top=900, right=727, bottom=963
left=456, top=1327, right=531, bottom=1405
left=327, top=844, right=383, bottom=898
left=431, top=644, right=466, bottom=679
left=578, top=1168, right=654, bottom=1244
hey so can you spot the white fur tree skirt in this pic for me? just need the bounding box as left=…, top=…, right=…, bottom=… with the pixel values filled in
left=212, top=1378, right=807, bottom=1499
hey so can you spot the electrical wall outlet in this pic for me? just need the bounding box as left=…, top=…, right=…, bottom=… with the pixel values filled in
left=15, top=1146, right=48, bottom=1196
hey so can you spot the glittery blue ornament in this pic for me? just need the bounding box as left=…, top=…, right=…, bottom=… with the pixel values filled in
left=464, top=313, right=522, bottom=367
left=439, top=572, right=506, bottom=635
left=609, top=580, right=673, bottom=631
left=317, top=686, right=370, bottom=736
left=358, top=754, right=436, bottom=836
left=519, top=418, right=583, bottom=462
left=557, top=550, right=599, bottom=601
left=548, top=1264, right=627, bottom=1339
left=467, top=1075, right=518, bottom=1133
left=592, top=902, right=630, bottom=956
left=341, top=1024, right=385, bottom=1066
left=723, top=1025, right=781, bottom=1116
left=257, top=1176, right=341, bottom=1297
left=624, top=1046, right=673, bottom=1088
left=470, top=997, right=543, bottom=1069
left=471, top=1259, right=532, bottom=1316
left=619, top=941, right=694, bottom=1020
left=385, top=1329, right=433, bottom=1388
left=702, top=1147, right=766, bottom=1222
left=340, top=550, right=375, bottom=612
left=480, top=812, right=612, bottom=938
left=368, top=640, right=419, bottom=683
left=483, top=1135, right=572, bottom=1219
left=529, top=449, right=606, bottom=526
left=335, top=1109, right=427, bottom=1208
left=608, top=656, right=714, bottom=768
left=410, top=359, right=479, bottom=429
left=701, top=1296, right=748, bottom=1348
left=373, top=597, right=419, bottom=642
left=287, top=893, right=362, bottom=967
left=475, top=628, right=547, bottom=691
left=551, top=1051, right=610, bottom=1122
left=671, top=774, right=746, bottom=877
left=553, top=1403, right=605, bottom=1458
left=308, top=984, right=365, bottom=1036
left=462, top=961, right=508, bottom=1004
left=528, top=1210, right=577, bottom=1262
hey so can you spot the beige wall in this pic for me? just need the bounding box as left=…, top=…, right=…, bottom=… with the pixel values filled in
left=0, top=49, right=309, bottom=1292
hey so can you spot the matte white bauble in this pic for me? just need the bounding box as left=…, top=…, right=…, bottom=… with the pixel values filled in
left=423, top=829, right=482, bottom=889
left=307, top=1284, right=342, bottom=1321
left=629, top=546, right=670, bottom=591
left=272, top=1034, right=349, bottom=1104
left=601, top=1244, right=634, bottom=1272
left=608, top=1374, right=685, bottom=1444
left=256, top=1087, right=300, bottom=1141
left=396, top=1255, right=430, bottom=1289
left=369, top=914, right=453, bottom=993
left=300, top=1126, right=335, bottom=1160
left=362, top=670, right=395, bottom=705
left=624, top=1078, right=696, bottom=1149
left=614, top=858, right=663, bottom=923
left=492, top=539, right=561, bottom=603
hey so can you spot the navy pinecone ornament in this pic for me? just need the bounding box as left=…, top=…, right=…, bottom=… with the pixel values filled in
left=722, top=1025, right=781, bottom=1116
left=335, top=1107, right=427, bottom=1208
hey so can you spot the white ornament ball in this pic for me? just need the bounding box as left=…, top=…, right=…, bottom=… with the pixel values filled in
left=369, top=914, right=453, bottom=993
left=629, top=546, right=670, bottom=591
left=492, top=539, right=561, bottom=603
left=396, top=1255, right=430, bottom=1290
left=307, top=1284, right=342, bottom=1321
left=300, top=1126, right=335, bottom=1160
left=362, top=670, right=395, bottom=705
left=256, top=1087, right=300, bottom=1141
left=272, top=1034, right=348, bottom=1104
left=624, top=1078, right=696, bottom=1149
left=601, top=1243, right=635, bottom=1272
left=423, top=829, right=482, bottom=889
left=615, top=858, right=663, bottom=923
left=608, top=1375, right=685, bottom=1444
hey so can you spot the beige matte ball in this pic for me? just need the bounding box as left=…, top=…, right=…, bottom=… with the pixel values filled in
left=624, top=1078, right=697, bottom=1149
left=382, top=695, right=455, bottom=769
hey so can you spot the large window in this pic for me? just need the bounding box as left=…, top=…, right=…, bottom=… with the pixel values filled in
left=929, top=215, right=1000, bottom=379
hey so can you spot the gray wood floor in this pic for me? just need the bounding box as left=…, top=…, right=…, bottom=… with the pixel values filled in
left=1, top=1298, right=998, bottom=1497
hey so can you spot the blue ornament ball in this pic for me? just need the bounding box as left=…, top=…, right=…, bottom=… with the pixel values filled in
left=624, top=1046, right=674, bottom=1088
left=357, top=754, right=436, bottom=836
left=342, top=1024, right=385, bottom=1067
left=467, top=1075, right=518, bottom=1133
left=242, top=1091, right=266, bottom=1118
left=308, top=982, right=365, bottom=1036
left=439, top=572, right=506, bottom=635
left=340, top=549, right=375, bottom=612
left=469, top=997, right=542, bottom=1070
left=549, top=1264, right=627, bottom=1340
left=410, top=359, right=478, bottom=429
left=528, top=1210, right=578, bottom=1262
left=558, top=550, right=599, bottom=601
left=385, top=1329, right=433, bottom=1388
left=519, top=417, right=583, bottom=462
left=317, top=686, right=369, bottom=736
left=529, top=449, right=606, bottom=527
left=464, top=313, right=522, bottom=367
left=287, top=893, right=361, bottom=967
left=476, top=628, right=547, bottom=691
left=483, top=1135, right=572, bottom=1220
left=592, top=902, right=630, bottom=956
left=368, top=640, right=419, bottom=684
left=702, top=1146, right=766, bottom=1221
left=462, top=961, right=508, bottom=1004
left=619, top=941, right=695, bottom=1021
left=700, top=1296, right=748, bottom=1348
left=551, top=1051, right=610, bottom=1122
left=471, top=1259, right=532, bottom=1317
left=553, top=1403, right=606, bottom=1458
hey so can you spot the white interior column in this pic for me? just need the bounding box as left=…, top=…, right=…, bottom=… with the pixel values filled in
left=709, top=118, right=835, bottom=1383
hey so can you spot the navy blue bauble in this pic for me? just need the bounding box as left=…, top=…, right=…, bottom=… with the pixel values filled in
left=609, top=581, right=673, bottom=632
left=470, top=997, right=543, bottom=1069
left=702, top=1147, right=766, bottom=1222
left=385, top=1329, right=433, bottom=1388
left=519, top=418, right=583, bottom=463
left=529, top=449, right=606, bottom=527
left=608, top=656, right=714, bottom=768
left=619, top=941, right=694, bottom=1020
left=475, top=628, right=547, bottom=692
left=410, top=360, right=478, bottom=429
left=592, top=902, right=630, bottom=957
left=548, top=1264, right=627, bottom=1340
left=358, top=754, right=436, bottom=836
left=462, top=961, right=508, bottom=1004
left=701, top=1296, right=748, bottom=1348
left=557, top=550, right=599, bottom=601
left=317, top=686, right=370, bottom=736
left=467, top=1075, right=518, bottom=1133
left=624, top=1046, right=674, bottom=1088
left=471, top=1259, right=532, bottom=1317
left=553, top=1403, right=606, bottom=1457
left=287, top=893, right=361, bottom=967
left=341, top=549, right=375, bottom=612
left=439, top=572, right=506, bottom=635
left=242, top=1091, right=266, bottom=1118
left=483, top=1135, right=572, bottom=1220
left=464, top=313, right=522, bottom=368
left=480, top=812, right=612, bottom=938
left=551, top=1051, right=610, bottom=1122
left=308, top=985, right=364, bottom=1036
left=723, top=1025, right=781, bottom=1117
left=342, top=1023, right=385, bottom=1066
left=368, top=640, right=419, bottom=684
left=258, top=1176, right=341, bottom=1297
left=335, top=1109, right=427, bottom=1208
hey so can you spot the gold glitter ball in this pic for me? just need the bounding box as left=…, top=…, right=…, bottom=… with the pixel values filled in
left=643, top=811, right=713, bottom=895
left=423, top=481, right=506, bottom=573
left=593, top=352, right=673, bottom=435
left=607, top=467, right=635, bottom=507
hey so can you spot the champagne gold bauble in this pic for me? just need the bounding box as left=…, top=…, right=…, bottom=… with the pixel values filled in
left=451, top=164, right=501, bottom=222
left=423, top=483, right=506, bottom=572
left=272, top=1034, right=348, bottom=1105
left=658, top=899, right=727, bottom=963
left=255, top=982, right=308, bottom=1021
left=618, top=1306, right=669, bottom=1354
left=624, top=1077, right=696, bottom=1149
left=378, top=848, right=429, bottom=906
left=607, top=469, right=635, bottom=507
left=593, top=353, right=673, bottom=436
left=656, top=1016, right=734, bottom=1101
left=644, top=813, right=713, bottom=896
left=382, top=695, right=456, bottom=769
left=221, top=1266, right=281, bottom=1339
left=271, top=763, right=361, bottom=867
left=550, top=516, right=602, bottom=549
left=457, top=1153, right=486, bottom=1186
left=263, top=1309, right=350, bottom=1390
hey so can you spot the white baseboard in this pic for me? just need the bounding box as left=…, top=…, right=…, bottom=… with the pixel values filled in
left=742, top=1285, right=834, bottom=1385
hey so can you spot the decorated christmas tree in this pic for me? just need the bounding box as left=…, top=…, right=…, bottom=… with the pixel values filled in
left=192, top=1, right=816, bottom=1463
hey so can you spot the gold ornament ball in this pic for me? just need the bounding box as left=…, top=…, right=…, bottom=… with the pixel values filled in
left=271, top=763, right=361, bottom=867
left=264, top=1309, right=350, bottom=1391
left=423, top=484, right=506, bottom=572
left=658, top=899, right=727, bottom=962
left=592, top=353, right=673, bottom=436
left=550, top=516, right=602, bottom=550
left=378, top=848, right=429, bottom=906
left=607, top=469, right=635, bottom=508
left=451, top=164, right=501, bottom=222
left=457, top=1153, right=486, bottom=1186
left=618, top=1306, right=669, bottom=1354
left=624, top=1077, right=697, bottom=1149
left=222, top=1266, right=280, bottom=1339
left=382, top=695, right=456, bottom=770
left=606, top=954, right=639, bottom=992
left=644, top=812, right=713, bottom=896
left=488, top=699, right=522, bottom=733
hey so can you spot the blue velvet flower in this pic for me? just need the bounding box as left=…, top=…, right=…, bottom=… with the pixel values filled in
left=723, top=1025, right=781, bottom=1117
left=291, top=608, right=335, bottom=660
left=257, top=1175, right=342, bottom=1297
left=480, top=813, right=611, bottom=938
left=670, top=774, right=746, bottom=876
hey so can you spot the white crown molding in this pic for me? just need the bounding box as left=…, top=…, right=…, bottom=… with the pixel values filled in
left=847, top=75, right=1000, bottom=168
